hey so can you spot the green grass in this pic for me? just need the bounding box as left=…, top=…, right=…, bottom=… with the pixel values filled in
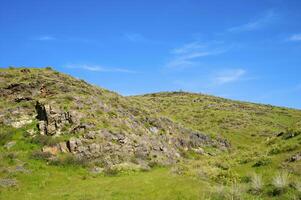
left=0, top=166, right=210, bottom=200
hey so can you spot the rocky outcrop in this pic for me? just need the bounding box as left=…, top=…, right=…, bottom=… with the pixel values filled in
left=35, top=101, right=74, bottom=135
left=0, top=68, right=231, bottom=169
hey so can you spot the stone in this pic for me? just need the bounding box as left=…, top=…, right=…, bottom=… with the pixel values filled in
left=89, top=143, right=101, bottom=154
left=42, top=146, right=60, bottom=155
left=0, top=178, right=17, bottom=188
left=35, top=101, right=75, bottom=136
left=90, top=166, right=104, bottom=174
left=4, top=141, right=16, bottom=149
left=26, top=129, right=36, bottom=136
left=20, top=68, right=30, bottom=73
left=84, top=131, right=96, bottom=139
left=11, top=115, right=33, bottom=128
left=288, top=152, right=301, bottom=162
left=149, top=126, right=159, bottom=134
left=67, top=138, right=77, bottom=152
left=58, top=142, right=69, bottom=153
left=12, top=165, right=31, bottom=174
left=192, top=147, right=205, bottom=154
left=14, top=96, right=33, bottom=103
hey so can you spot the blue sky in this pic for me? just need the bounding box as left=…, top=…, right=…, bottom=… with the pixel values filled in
left=1, top=0, right=301, bottom=109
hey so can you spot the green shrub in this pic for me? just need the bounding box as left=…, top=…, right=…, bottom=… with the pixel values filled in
left=31, top=150, right=52, bottom=161
left=213, top=170, right=240, bottom=185
left=208, top=184, right=244, bottom=200
left=252, top=156, right=272, bottom=167
left=31, top=135, right=61, bottom=146
left=268, top=145, right=281, bottom=155
left=103, top=167, right=119, bottom=176
left=250, top=173, right=263, bottom=194
left=269, top=144, right=299, bottom=155
left=272, top=171, right=290, bottom=195
left=0, top=131, right=13, bottom=146
left=45, top=66, right=53, bottom=70
left=49, top=154, right=89, bottom=167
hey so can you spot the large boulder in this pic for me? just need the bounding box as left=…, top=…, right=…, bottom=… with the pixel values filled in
left=35, top=101, right=74, bottom=136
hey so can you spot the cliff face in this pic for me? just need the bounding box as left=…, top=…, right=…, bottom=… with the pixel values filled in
left=0, top=68, right=229, bottom=169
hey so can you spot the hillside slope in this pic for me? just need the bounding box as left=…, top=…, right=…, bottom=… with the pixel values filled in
left=131, top=92, right=301, bottom=199
left=1, top=67, right=301, bottom=199
left=0, top=68, right=228, bottom=169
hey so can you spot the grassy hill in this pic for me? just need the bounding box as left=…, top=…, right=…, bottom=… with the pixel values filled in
left=0, top=67, right=301, bottom=199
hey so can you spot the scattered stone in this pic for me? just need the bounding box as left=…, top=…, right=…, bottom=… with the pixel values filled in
left=192, top=147, right=205, bottom=154
left=149, top=126, right=159, bottom=134
left=11, top=115, right=33, bottom=128
left=40, top=84, right=48, bottom=97
left=90, top=166, right=104, bottom=174
left=9, top=165, right=31, bottom=174
left=42, top=146, right=60, bottom=155
left=26, top=129, right=36, bottom=137
left=288, top=152, right=301, bottom=162
left=14, top=96, right=33, bottom=102
left=4, top=141, right=16, bottom=150
left=0, top=178, right=17, bottom=188
left=20, top=68, right=30, bottom=73
left=58, top=142, right=69, bottom=153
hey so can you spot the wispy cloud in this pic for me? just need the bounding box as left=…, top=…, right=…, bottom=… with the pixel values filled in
left=32, top=35, right=96, bottom=44
left=173, top=68, right=249, bottom=88
left=124, top=32, right=151, bottom=43
left=213, top=69, right=246, bottom=85
left=33, top=35, right=56, bottom=41
left=165, top=41, right=227, bottom=69
left=228, top=10, right=277, bottom=32
left=288, top=34, right=301, bottom=42
left=66, top=64, right=137, bottom=73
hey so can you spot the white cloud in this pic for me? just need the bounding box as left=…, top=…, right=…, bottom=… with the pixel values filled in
left=165, top=41, right=226, bottom=69
left=171, top=42, right=206, bottom=54
left=228, top=10, right=277, bottom=32
left=124, top=33, right=148, bottom=43
left=288, top=34, right=301, bottom=42
left=213, top=69, right=246, bottom=85
left=33, top=35, right=56, bottom=41
left=65, top=64, right=136, bottom=73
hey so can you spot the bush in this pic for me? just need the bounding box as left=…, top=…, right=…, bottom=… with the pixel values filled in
left=49, top=154, right=89, bottom=167
left=0, top=131, right=12, bottom=146
left=295, top=181, right=301, bottom=192
left=31, top=150, right=52, bottom=161
left=269, top=144, right=299, bottom=155
left=272, top=171, right=290, bottom=195
left=103, top=167, right=119, bottom=176
left=209, top=184, right=244, bottom=200
left=268, top=145, right=281, bottom=155
left=213, top=170, right=240, bottom=185
left=250, top=173, right=263, bottom=194
left=45, top=66, right=53, bottom=70
left=252, top=156, right=272, bottom=167
left=31, top=135, right=61, bottom=146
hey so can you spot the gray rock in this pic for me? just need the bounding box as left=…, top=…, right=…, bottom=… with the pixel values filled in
left=0, top=178, right=17, bottom=188
left=58, top=142, right=69, bottom=153
left=12, top=165, right=31, bottom=174
left=35, top=101, right=76, bottom=136
left=288, top=152, right=301, bottom=162
left=149, top=126, right=159, bottom=134
left=90, top=166, right=104, bottom=174
left=4, top=141, right=16, bottom=149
